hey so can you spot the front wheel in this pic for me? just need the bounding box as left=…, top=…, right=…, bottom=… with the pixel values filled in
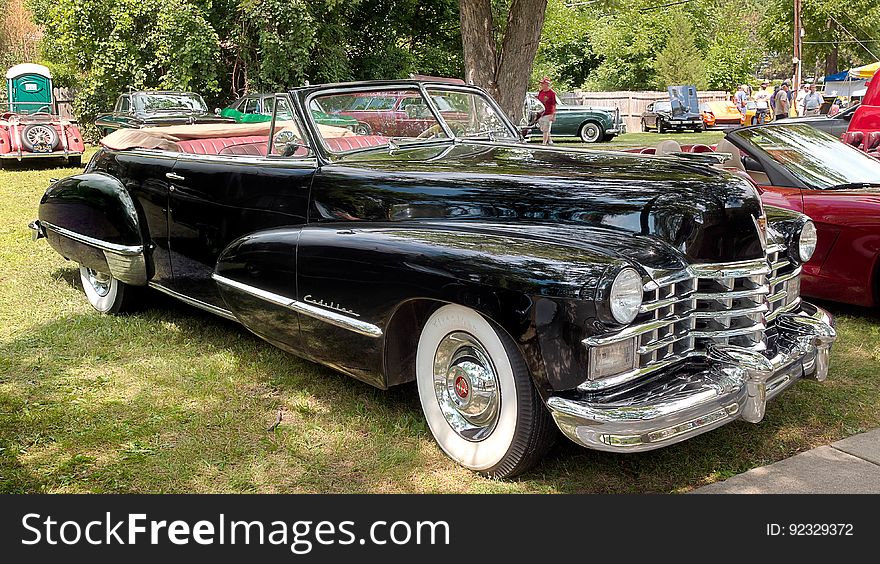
left=79, top=266, right=139, bottom=314
left=578, top=121, right=603, bottom=143
left=415, top=304, right=556, bottom=478
left=657, top=121, right=666, bottom=134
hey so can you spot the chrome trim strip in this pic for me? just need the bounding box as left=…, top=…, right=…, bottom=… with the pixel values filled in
left=583, top=317, right=680, bottom=347
left=766, top=297, right=801, bottom=322
left=646, top=258, right=771, bottom=290
left=689, top=259, right=770, bottom=278
left=769, top=267, right=802, bottom=285
left=148, top=283, right=239, bottom=322
left=40, top=220, right=143, bottom=256
left=692, top=303, right=768, bottom=318
left=691, top=321, right=765, bottom=339
left=693, top=287, right=769, bottom=300
left=1, top=152, right=83, bottom=160
left=577, top=352, right=701, bottom=391
left=212, top=274, right=383, bottom=338
left=767, top=290, right=788, bottom=303
left=638, top=332, right=690, bottom=355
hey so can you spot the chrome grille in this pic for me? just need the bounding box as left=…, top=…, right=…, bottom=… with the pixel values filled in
left=582, top=245, right=803, bottom=391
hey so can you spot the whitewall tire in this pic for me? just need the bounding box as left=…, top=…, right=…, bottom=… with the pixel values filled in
left=79, top=265, right=137, bottom=314
left=415, top=304, right=556, bottom=478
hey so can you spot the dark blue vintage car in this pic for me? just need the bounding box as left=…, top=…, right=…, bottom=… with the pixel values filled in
left=31, top=79, right=836, bottom=478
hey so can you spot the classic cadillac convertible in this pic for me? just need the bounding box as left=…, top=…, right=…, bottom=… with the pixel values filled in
left=30, top=79, right=837, bottom=478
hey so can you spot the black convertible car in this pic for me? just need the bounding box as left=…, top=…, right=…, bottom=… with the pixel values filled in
left=31, top=79, right=837, bottom=478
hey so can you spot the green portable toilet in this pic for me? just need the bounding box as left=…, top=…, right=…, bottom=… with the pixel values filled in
left=5, top=63, right=54, bottom=114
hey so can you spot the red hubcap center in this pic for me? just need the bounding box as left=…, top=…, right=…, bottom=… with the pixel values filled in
left=454, top=375, right=469, bottom=399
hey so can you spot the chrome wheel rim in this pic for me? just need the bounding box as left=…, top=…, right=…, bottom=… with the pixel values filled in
left=84, top=268, right=112, bottom=297
left=581, top=124, right=599, bottom=142
left=432, top=331, right=500, bottom=441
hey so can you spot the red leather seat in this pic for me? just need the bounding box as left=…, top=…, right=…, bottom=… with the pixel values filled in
left=841, top=131, right=865, bottom=149
left=176, top=135, right=269, bottom=155
left=324, top=135, right=388, bottom=152
left=865, top=131, right=880, bottom=152
left=639, top=147, right=656, bottom=155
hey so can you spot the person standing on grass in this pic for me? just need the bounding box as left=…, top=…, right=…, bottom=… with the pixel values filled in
left=803, top=84, right=823, bottom=116
left=774, top=81, right=791, bottom=120
left=536, top=76, right=558, bottom=145
left=796, top=84, right=809, bottom=116
left=754, top=81, right=772, bottom=123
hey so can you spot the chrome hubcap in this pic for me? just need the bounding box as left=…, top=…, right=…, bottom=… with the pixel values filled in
left=433, top=332, right=500, bottom=441
left=85, top=268, right=112, bottom=297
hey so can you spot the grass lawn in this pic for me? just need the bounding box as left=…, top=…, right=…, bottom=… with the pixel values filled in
left=1, top=145, right=878, bottom=494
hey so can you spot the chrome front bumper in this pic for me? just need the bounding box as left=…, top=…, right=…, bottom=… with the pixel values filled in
left=547, top=302, right=836, bottom=453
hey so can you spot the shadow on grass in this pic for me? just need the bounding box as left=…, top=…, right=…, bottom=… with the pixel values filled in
left=2, top=270, right=877, bottom=493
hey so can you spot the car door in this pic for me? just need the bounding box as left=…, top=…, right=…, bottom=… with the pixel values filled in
left=166, top=97, right=316, bottom=310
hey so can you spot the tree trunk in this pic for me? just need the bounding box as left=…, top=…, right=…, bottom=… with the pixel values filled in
left=459, top=0, right=548, bottom=121
left=825, top=19, right=838, bottom=77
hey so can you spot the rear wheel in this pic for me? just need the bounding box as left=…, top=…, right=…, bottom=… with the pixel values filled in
left=641, top=119, right=648, bottom=132
left=79, top=266, right=139, bottom=314
left=415, top=304, right=556, bottom=478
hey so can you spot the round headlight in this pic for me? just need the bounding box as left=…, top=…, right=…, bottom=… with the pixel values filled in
left=609, top=268, right=643, bottom=324
left=797, top=220, right=817, bottom=262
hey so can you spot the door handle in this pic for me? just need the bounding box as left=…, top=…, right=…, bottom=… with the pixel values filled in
left=166, top=172, right=185, bottom=181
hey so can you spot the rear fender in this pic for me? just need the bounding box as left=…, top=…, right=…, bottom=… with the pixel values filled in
left=37, top=172, right=150, bottom=285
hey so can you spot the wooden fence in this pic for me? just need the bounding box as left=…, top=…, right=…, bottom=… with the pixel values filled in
left=559, top=90, right=732, bottom=133
left=53, top=87, right=76, bottom=121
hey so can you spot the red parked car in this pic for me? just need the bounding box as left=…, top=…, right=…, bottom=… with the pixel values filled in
left=840, top=68, right=880, bottom=157
left=635, top=123, right=880, bottom=307
left=1, top=64, right=84, bottom=166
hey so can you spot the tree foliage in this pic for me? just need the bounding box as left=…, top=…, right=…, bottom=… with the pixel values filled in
left=762, top=0, right=880, bottom=80
left=706, top=2, right=763, bottom=92
left=33, top=0, right=463, bottom=131
left=654, top=11, right=706, bottom=89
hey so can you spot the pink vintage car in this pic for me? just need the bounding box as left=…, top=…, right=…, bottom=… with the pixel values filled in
left=1, top=64, right=84, bottom=167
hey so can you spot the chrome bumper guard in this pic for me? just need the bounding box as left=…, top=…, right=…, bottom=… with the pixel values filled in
left=547, top=301, right=836, bottom=453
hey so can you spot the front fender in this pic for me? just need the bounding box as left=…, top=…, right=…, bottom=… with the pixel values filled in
left=37, top=172, right=150, bottom=285
left=215, top=221, right=661, bottom=393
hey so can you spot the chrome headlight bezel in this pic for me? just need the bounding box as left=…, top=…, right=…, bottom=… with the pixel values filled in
left=796, top=219, right=817, bottom=263
left=605, top=267, right=643, bottom=325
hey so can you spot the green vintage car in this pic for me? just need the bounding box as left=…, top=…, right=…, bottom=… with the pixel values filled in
left=524, top=94, right=625, bottom=143
left=221, top=93, right=370, bottom=134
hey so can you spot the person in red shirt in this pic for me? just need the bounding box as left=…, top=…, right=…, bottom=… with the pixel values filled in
left=536, top=76, right=558, bottom=145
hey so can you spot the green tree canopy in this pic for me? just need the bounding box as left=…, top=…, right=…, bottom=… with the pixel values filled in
left=655, top=11, right=706, bottom=89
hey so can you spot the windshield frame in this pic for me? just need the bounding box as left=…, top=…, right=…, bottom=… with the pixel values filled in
left=300, top=82, right=519, bottom=159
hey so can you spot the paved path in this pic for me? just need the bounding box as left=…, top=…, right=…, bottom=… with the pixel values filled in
left=692, top=428, right=880, bottom=494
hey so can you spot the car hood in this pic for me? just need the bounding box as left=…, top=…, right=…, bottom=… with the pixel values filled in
left=778, top=115, right=834, bottom=125
left=319, top=142, right=766, bottom=264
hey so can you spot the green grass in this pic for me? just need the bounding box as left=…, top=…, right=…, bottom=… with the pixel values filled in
left=1, top=146, right=878, bottom=493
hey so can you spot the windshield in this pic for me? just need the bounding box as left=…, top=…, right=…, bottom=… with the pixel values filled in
left=308, top=86, right=516, bottom=152
left=134, top=93, right=207, bottom=113
left=654, top=101, right=672, bottom=112
left=730, top=123, right=880, bottom=189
